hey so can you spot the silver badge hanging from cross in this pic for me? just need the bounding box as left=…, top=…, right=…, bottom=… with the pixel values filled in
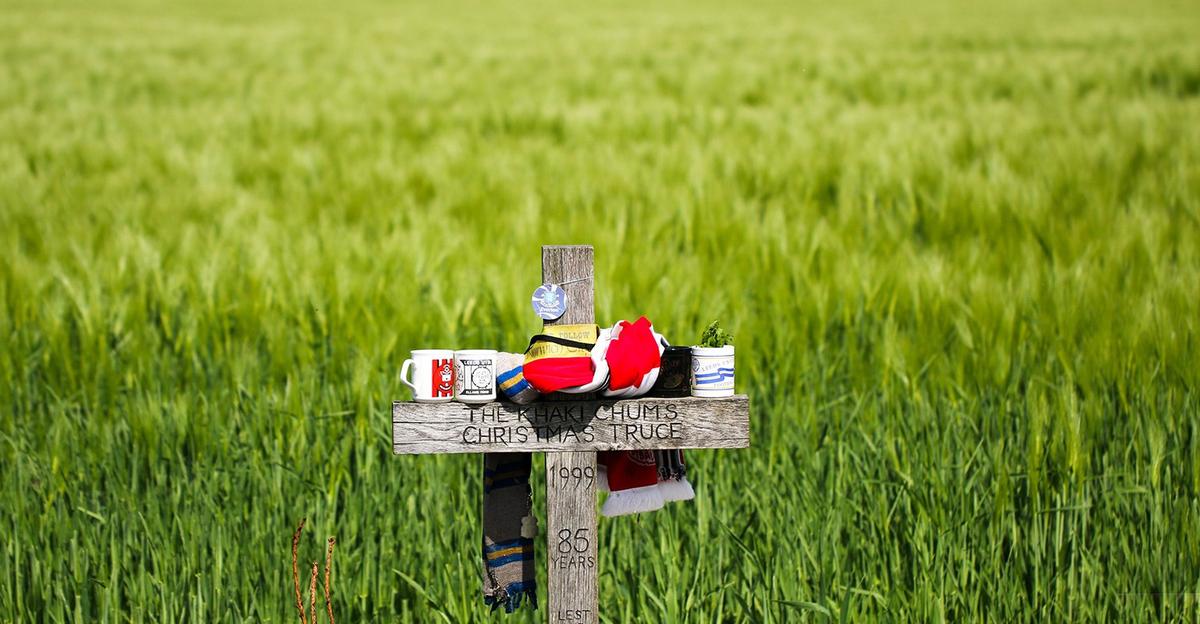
left=531, top=275, right=591, bottom=321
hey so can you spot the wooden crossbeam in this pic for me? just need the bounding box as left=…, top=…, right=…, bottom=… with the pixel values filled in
left=390, top=245, right=750, bottom=624
left=392, top=395, right=750, bottom=454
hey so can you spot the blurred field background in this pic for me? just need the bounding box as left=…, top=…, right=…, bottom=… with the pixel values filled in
left=2, top=0, right=1199, bottom=621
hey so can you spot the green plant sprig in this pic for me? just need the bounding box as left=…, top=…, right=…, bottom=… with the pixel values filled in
left=698, top=321, right=734, bottom=348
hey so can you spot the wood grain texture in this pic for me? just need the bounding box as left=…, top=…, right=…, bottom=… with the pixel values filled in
left=392, top=395, right=751, bottom=454
left=542, top=245, right=593, bottom=327
left=545, top=452, right=598, bottom=624
left=543, top=246, right=598, bottom=624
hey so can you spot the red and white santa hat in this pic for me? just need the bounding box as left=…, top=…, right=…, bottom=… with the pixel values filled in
left=594, top=317, right=674, bottom=516
left=599, top=450, right=663, bottom=516
left=602, top=317, right=666, bottom=399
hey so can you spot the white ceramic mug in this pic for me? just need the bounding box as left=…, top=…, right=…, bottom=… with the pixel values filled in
left=690, top=346, right=734, bottom=397
left=400, top=349, right=456, bottom=403
left=454, top=350, right=497, bottom=404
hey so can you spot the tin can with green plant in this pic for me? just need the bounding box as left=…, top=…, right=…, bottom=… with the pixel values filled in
left=691, top=321, right=734, bottom=397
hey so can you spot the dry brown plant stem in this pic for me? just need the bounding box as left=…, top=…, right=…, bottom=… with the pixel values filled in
left=292, top=518, right=307, bottom=624
left=309, top=562, right=319, bottom=623
left=325, top=537, right=336, bottom=624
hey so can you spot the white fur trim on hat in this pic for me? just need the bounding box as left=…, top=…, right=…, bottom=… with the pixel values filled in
left=657, top=478, right=695, bottom=502
left=600, top=484, right=665, bottom=517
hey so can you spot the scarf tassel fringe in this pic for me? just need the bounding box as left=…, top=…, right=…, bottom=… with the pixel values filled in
left=485, top=583, right=538, bottom=613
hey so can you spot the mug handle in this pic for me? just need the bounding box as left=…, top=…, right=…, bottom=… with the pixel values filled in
left=400, top=359, right=417, bottom=393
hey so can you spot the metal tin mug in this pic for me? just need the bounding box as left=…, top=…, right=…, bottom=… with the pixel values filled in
left=454, top=350, right=497, bottom=404
left=649, top=346, right=692, bottom=398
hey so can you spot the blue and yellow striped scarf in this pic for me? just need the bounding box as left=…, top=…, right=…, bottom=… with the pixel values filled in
left=482, top=453, right=536, bottom=612
left=497, top=352, right=539, bottom=405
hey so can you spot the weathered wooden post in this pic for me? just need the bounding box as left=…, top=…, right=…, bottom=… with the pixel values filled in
left=393, top=245, right=750, bottom=623
left=540, top=245, right=599, bottom=623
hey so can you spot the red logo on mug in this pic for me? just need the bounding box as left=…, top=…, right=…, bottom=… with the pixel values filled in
left=433, top=359, right=454, bottom=397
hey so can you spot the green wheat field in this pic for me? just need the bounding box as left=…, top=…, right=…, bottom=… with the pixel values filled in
left=2, top=0, right=1199, bottom=621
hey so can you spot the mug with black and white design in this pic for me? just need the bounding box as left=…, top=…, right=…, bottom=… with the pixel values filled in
left=454, top=350, right=497, bottom=404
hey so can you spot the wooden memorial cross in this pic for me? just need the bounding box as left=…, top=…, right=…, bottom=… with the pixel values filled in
left=393, top=245, right=750, bottom=623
